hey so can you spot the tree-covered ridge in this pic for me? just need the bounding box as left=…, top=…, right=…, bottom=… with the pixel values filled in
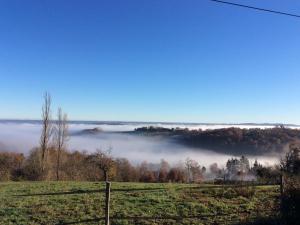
left=134, top=126, right=300, bottom=155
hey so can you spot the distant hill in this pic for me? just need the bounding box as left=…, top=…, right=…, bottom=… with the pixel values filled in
left=132, top=126, right=300, bottom=155
left=74, top=127, right=103, bottom=135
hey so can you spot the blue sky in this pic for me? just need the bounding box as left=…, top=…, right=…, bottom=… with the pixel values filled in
left=0, top=0, right=300, bottom=123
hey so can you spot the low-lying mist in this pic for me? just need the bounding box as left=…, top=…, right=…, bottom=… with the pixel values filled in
left=0, top=121, right=281, bottom=167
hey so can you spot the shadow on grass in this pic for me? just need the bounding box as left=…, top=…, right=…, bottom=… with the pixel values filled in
left=233, top=216, right=282, bottom=225
left=181, top=184, right=277, bottom=190
left=57, top=214, right=219, bottom=225
left=59, top=215, right=282, bottom=225
left=15, top=184, right=278, bottom=197
left=15, top=187, right=165, bottom=197
left=15, top=186, right=227, bottom=197
left=57, top=217, right=104, bottom=225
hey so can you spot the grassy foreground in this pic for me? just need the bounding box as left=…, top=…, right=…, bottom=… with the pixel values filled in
left=0, top=182, right=279, bottom=225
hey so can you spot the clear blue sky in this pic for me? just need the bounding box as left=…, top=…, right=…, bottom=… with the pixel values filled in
left=0, top=0, right=300, bottom=123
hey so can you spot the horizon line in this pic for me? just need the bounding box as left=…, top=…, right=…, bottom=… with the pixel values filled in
left=0, top=118, right=298, bottom=127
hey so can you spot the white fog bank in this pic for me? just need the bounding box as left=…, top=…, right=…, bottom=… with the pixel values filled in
left=0, top=121, right=285, bottom=167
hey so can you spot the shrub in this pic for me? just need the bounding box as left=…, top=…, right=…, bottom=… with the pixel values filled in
left=233, top=185, right=256, bottom=198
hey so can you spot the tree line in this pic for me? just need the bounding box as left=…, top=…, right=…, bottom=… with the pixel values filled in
left=135, top=126, right=300, bottom=155
left=0, top=146, right=286, bottom=184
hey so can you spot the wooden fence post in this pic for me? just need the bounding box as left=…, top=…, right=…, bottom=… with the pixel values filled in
left=280, top=174, right=284, bottom=196
left=105, top=181, right=111, bottom=225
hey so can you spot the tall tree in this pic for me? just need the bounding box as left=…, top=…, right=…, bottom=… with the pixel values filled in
left=281, top=143, right=300, bottom=174
left=280, top=143, right=300, bottom=223
left=54, top=107, right=68, bottom=181
left=40, top=92, right=52, bottom=174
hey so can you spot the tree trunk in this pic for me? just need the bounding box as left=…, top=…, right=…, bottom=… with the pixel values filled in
left=104, top=170, right=108, bottom=182
left=56, top=150, right=60, bottom=181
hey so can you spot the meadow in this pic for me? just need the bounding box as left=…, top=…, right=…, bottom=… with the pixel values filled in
left=0, top=182, right=279, bottom=225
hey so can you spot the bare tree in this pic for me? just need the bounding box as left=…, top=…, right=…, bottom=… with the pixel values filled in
left=185, top=158, right=193, bottom=183
left=158, top=159, right=170, bottom=182
left=89, top=149, right=115, bottom=182
left=40, top=92, right=52, bottom=173
left=53, top=107, right=68, bottom=181
left=185, top=158, right=204, bottom=183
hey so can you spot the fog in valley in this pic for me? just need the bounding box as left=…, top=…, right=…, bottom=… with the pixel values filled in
left=0, top=121, right=285, bottom=167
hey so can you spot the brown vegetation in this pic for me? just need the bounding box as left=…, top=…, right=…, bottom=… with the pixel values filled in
left=280, top=143, right=300, bottom=224
left=0, top=149, right=204, bottom=183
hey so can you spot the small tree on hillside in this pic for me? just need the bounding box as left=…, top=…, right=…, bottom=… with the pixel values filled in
left=115, top=158, right=137, bottom=182
left=185, top=158, right=204, bottom=183
left=167, top=167, right=186, bottom=183
left=158, top=159, right=170, bottom=182
left=88, top=149, right=115, bottom=182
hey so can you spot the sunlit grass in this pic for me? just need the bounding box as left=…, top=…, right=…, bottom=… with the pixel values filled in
left=0, top=182, right=279, bottom=225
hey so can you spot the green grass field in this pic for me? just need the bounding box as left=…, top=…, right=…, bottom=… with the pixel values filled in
left=0, top=182, right=279, bottom=225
